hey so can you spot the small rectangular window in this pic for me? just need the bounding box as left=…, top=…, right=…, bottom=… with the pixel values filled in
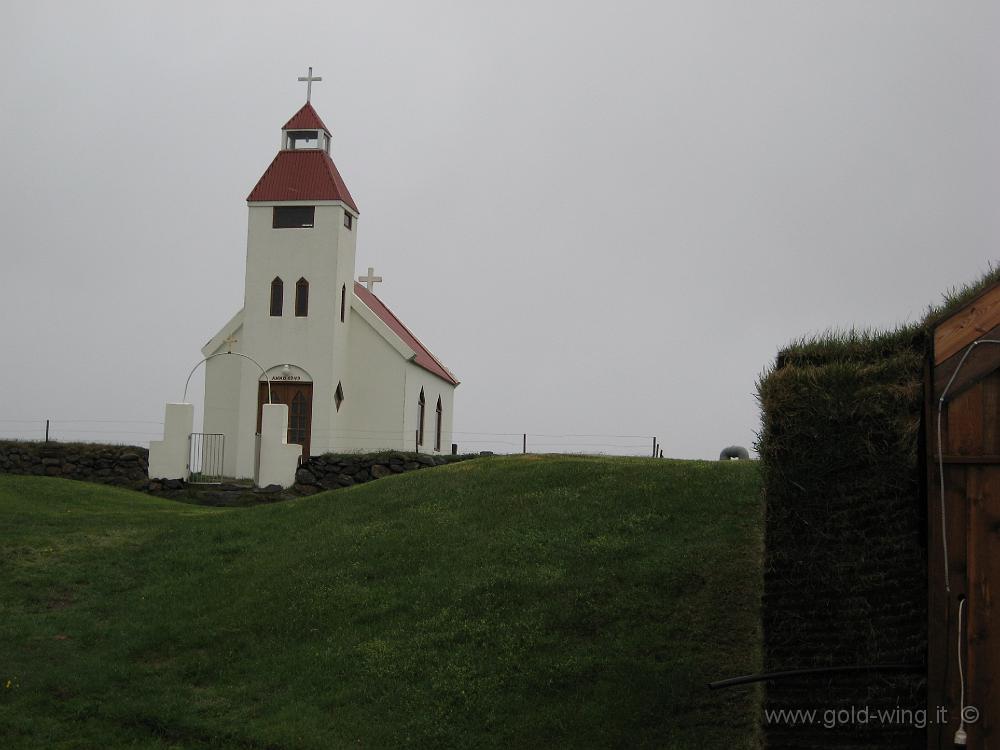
left=344, top=212, right=353, bottom=230
left=273, top=206, right=315, bottom=229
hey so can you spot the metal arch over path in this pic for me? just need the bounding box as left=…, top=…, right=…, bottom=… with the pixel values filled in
left=182, top=352, right=273, bottom=405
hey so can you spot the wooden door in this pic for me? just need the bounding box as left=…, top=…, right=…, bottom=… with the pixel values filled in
left=258, top=382, right=313, bottom=458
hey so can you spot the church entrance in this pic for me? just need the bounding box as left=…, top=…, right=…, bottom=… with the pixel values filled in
left=257, top=382, right=313, bottom=458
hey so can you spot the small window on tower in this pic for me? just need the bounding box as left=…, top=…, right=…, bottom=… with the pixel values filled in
left=273, top=206, right=315, bottom=229
left=334, top=382, right=344, bottom=411
left=270, top=277, right=283, bottom=316
left=295, top=278, right=309, bottom=317
left=340, top=284, right=346, bottom=322
left=344, top=212, right=353, bottom=230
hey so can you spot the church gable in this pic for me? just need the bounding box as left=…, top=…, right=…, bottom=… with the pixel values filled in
left=351, top=283, right=459, bottom=386
left=202, top=309, right=244, bottom=357
left=282, top=102, right=329, bottom=132
left=350, top=294, right=415, bottom=361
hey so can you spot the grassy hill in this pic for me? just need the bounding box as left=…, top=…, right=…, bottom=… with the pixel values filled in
left=0, top=455, right=762, bottom=749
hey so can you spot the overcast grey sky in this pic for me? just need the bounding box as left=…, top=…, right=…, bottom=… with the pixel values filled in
left=1, top=1, right=998, bottom=458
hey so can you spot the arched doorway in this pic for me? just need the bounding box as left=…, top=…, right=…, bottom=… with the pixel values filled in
left=257, top=365, right=313, bottom=458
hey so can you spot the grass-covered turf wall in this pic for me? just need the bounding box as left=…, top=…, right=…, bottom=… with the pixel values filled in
left=0, top=455, right=763, bottom=749
left=755, top=267, right=1000, bottom=749
left=756, top=330, right=927, bottom=749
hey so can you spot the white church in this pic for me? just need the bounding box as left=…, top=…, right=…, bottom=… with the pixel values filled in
left=201, top=78, right=459, bottom=479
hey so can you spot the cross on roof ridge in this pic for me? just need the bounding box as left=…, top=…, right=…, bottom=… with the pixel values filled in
left=297, top=66, right=322, bottom=103
left=359, top=266, right=383, bottom=292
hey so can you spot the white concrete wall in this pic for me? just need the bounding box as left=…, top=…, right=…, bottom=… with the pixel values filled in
left=203, top=335, right=243, bottom=478
left=401, top=364, right=456, bottom=455
left=257, top=403, right=301, bottom=488
left=344, top=307, right=410, bottom=451
left=148, top=403, right=194, bottom=480
left=342, top=309, right=456, bottom=454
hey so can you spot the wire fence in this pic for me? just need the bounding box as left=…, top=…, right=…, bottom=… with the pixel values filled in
left=453, top=432, right=658, bottom=456
left=0, top=419, right=663, bottom=457
left=0, top=419, right=166, bottom=444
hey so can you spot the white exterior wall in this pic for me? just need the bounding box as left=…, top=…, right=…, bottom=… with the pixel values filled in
left=344, top=306, right=457, bottom=454
left=148, top=403, right=194, bottom=480
left=401, top=363, right=456, bottom=455
left=203, top=331, right=243, bottom=478
left=344, top=308, right=409, bottom=451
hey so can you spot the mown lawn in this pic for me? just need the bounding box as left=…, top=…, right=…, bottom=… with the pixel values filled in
left=0, top=455, right=762, bottom=749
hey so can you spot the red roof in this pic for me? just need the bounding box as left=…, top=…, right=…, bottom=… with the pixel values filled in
left=282, top=102, right=329, bottom=132
left=247, top=150, right=358, bottom=211
left=354, top=282, right=459, bottom=386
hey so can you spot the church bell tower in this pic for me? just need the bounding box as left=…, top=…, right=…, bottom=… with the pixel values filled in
left=230, top=79, right=359, bottom=472
left=203, top=68, right=458, bottom=479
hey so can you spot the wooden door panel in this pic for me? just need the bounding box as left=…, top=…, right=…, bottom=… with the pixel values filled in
left=947, top=384, right=985, bottom=456
left=287, top=386, right=312, bottom=458
left=982, top=372, right=1000, bottom=455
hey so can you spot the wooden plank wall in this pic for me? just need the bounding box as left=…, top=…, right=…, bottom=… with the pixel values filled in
left=927, top=356, right=1000, bottom=748
left=934, top=284, right=1000, bottom=364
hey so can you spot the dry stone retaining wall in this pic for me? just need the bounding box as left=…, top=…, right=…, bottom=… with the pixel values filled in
left=292, top=452, right=467, bottom=494
left=0, top=440, right=472, bottom=505
left=0, top=440, right=150, bottom=489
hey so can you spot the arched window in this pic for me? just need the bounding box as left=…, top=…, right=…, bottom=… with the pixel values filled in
left=340, top=283, right=346, bottom=322
left=295, top=278, right=309, bottom=317
left=435, top=396, right=443, bottom=451
left=270, top=277, right=283, bottom=316
left=417, top=388, right=425, bottom=447
left=334, top=382, right=344, bottom=412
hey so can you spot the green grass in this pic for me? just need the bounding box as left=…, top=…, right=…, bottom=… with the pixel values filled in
left=0, top=455, right=762, bottom=749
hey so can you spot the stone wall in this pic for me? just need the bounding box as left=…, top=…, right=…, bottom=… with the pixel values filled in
left=292, top=452, right=468, bottom=494
left=0, top=440, right=472, bottom=505
left=0, top=440, right=150, bottom=489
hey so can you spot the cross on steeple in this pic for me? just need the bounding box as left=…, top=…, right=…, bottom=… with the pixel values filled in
left=223, top=335, right=238, bottom=354
left=359, top=267, right=383, bottom=292
left=297, top=66, right=323, bottom=103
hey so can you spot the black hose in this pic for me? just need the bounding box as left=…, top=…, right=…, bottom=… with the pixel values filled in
left=708, top=664, right=924, bottom=690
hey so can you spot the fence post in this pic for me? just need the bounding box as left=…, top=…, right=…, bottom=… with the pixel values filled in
left=45, top=419, right=50, bottom=443
left=523, top=433, right=527, bottom=454
left=652, top=437, right=657, bottom=457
